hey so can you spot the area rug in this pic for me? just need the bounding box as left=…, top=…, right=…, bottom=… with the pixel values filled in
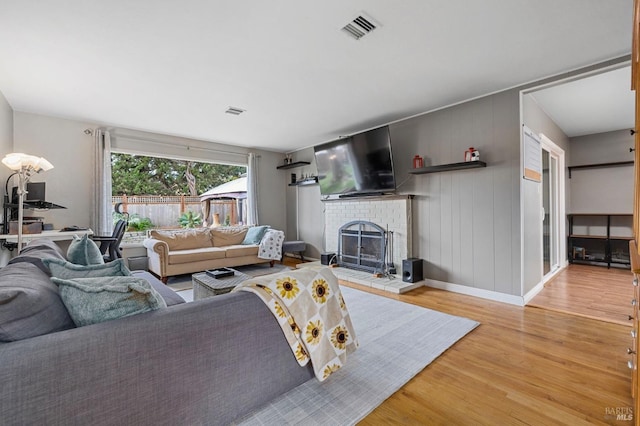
left=235, top=286, right=479, bottom=425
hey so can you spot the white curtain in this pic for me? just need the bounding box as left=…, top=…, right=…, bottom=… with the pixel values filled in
left=247, top=152, right=259, bottom=226
left=91, top=129, right=112, bottom=235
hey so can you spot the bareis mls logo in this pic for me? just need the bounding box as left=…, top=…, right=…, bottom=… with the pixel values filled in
left=605, top=407, right=633, bottom=421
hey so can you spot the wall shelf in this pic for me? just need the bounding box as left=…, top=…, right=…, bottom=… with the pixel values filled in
left=276, top=161, right=311, bottom=170
left=288, top=177, right=318, bottom=186
left=567, top=161, right=633, bottom=178
left=409, top=161, right=487, bottom=174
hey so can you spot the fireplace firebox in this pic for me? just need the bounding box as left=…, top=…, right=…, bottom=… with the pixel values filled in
left=338, top=220, right=387, bottom=274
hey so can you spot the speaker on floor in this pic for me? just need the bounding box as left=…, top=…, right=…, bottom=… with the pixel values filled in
left=321, top=252, right=336, bottom=265
left=402, top=258, right=423, bottom=283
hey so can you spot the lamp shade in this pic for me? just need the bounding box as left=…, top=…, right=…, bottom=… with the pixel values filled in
left=1, top=153, right=54, bottom=172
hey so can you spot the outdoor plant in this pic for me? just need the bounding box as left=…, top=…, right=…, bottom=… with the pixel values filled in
left=178, top=211, right=202, bottom=228
left=114, top=212, right=154, bottom=232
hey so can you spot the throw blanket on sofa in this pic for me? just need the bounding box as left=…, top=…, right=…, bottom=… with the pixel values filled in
left=233, top=267, right=358, bottom=381
left=257, top=229, right=285, bottom=260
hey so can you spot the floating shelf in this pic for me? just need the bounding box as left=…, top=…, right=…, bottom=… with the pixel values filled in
left=288, top=177, right=318, bottom=186
left=567, top=161, right=633, bottom=178
left=276, top=161, right=311, bottom=170
left=409, top=161, right=487, bottom=174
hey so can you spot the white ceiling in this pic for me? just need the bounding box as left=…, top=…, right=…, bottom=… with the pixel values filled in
left=530, top=65, right=635, bottom=138
left=0, top=1, right=633, bottom=153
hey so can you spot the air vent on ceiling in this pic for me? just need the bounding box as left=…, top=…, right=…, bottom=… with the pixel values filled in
left=225, top=106, right=246, bottom=115
left=342, top=15, right=377, bottom=40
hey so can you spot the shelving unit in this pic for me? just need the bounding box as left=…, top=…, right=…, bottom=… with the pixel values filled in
left=276, top=161, right=310, bottom=170
left=409, top=161, right=486, bottom=174
left=567, top=213, right=632, bottom=268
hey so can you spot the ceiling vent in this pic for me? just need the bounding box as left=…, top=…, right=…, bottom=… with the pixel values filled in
left=342, top=15, right=377, bottom=40
left=225, top=107, right=246, bottom=115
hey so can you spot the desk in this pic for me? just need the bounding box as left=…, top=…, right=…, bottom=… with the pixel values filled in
left=0, top=229, right=94, bottom=243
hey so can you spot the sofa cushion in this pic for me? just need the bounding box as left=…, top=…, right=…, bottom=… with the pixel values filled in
left=149, top=228, right=213, bottom=251
left=43, top=258, right=131, bottom=279
left=242, top=225, right=270, bottom=245
left=167, top=247, right=226, bottom=265
left=0, top=263, right=75, bottom=342
left=210, top=226, right=249, bottom=247
left=51, top=276, right=167, bottom=327
left=67, top=234, right=105, bottom=265
left=131, top=270, right=186, bottom=306
left=225, top=244, right=259, bottom=257
left=8, top=238, right=67, bottom=274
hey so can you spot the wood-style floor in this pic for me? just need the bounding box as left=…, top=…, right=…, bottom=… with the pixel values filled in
left=528, top=264, right=634, bottom=326
left=283, top=259, right=634, bottom=425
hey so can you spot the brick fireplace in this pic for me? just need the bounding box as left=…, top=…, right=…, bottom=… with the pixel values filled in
left=324, top=195, right=413, bottom=272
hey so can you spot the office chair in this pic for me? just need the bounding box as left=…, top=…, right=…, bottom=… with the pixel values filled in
left=92, top=219, right=128, bottom=262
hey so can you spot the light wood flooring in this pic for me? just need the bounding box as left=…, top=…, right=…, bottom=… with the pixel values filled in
left=283, top=259, right=635, bottom=425
left=529, top=264, right=634, bottom=326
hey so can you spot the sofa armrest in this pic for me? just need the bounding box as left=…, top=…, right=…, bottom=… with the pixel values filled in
left=0, top=292, right=314, bottom=425
left=143, top=238, right=169, bottom=279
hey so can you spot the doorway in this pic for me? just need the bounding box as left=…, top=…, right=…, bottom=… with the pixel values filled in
left=540, top=134, right=565, bottom=282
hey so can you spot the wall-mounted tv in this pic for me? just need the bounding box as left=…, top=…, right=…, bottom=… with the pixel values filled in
left=313, top=126, right=395, bottom=197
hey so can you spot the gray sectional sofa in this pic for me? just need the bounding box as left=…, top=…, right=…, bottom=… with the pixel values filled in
left=0, top=239, right=313, bottom=425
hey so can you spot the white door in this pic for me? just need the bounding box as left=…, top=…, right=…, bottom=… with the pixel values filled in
left=541, top=134, right=566, bottom=280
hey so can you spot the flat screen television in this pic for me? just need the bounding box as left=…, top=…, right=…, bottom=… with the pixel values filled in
left=313, top=126, right=395, bottom=197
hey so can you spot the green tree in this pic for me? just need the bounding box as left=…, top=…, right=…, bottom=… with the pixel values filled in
left=111, top=153, right=246, bottom=196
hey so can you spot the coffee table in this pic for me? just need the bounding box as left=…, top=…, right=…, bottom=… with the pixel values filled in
left=192, top=268, right=251, bottom=300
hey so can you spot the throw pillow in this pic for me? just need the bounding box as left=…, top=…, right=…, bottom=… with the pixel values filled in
left=43, top=258, right=131, bottom=279
left=0, top=263, right=75, bottom=342
left=51, top=276, right=167, bottom=327
left=67, top=234, right=104, bottom=265
left=210, top=226, right=249, bottom=247
left=241, top=225, right=271, bottom=245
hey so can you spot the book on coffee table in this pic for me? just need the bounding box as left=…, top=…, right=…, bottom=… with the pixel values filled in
left=206, top=267, right=235, bottom=279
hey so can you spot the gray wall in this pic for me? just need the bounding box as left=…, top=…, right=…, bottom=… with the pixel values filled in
left=568, top=129, right=634, bottom=214
left=289, top=90, right=523, bottom=297
left=521, top=94, right=571, bottom=294
left=0, top=90, right=13, bottom=200
left=10, top=112, right=288, bottom=234
left=0, top=90, right=13, bottom=265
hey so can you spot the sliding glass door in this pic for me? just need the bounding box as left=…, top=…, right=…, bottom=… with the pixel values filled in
left=541, top=135, right=565, bottom=280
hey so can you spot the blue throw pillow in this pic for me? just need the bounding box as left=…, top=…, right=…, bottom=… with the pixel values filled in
left=67, top=234, right=104, bottom=265
left=43, top=258, right=131, bottom=279
left=242, top=225, right=270, bottom=245
left=51, top=276, right=167, bottom=327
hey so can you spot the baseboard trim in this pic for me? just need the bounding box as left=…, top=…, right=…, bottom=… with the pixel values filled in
left=423, top=278, right=525, bottom=306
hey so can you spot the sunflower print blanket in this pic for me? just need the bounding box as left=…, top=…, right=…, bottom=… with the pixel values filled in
left=232, top=267, right=358, bottom=381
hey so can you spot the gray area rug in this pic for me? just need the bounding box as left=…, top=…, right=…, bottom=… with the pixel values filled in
left=236, top=286, right=479, bottom=425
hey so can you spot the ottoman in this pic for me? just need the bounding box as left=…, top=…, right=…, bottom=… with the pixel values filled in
left=282, top=240, right=306, bottom=262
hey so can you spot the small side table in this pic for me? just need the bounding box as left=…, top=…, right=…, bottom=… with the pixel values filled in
left=192, top=269, right=251, bottom=300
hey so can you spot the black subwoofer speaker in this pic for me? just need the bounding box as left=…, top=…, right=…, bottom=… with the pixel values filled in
left=321, top=252, right=336, bottom=265
left=402, top=258, right=423, bottom=283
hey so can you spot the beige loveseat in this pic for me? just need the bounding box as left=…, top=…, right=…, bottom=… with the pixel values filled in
left=143, top=226, right=272, bottom=283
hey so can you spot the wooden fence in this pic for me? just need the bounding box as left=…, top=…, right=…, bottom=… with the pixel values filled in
left=112, top=195, right=247, bottom=228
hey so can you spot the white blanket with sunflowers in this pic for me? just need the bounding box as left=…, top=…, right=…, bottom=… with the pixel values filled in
left=232, top=267, right=358, bottom=381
